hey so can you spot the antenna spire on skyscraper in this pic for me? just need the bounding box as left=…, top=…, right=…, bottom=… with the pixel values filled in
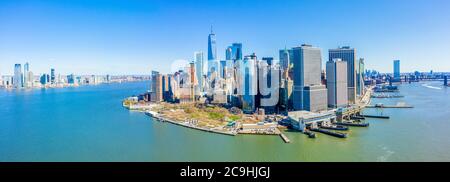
left=210, top=25, right=213, bottom=34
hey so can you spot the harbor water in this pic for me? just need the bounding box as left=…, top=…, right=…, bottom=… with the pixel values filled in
left=0, top=81, right=449, bottom=161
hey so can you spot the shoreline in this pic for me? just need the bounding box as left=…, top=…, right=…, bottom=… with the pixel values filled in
left=146, top=112, right=237, bottom=136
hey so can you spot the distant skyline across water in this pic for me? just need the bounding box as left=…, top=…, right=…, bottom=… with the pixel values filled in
left=1, top=0, right=450, bottom=75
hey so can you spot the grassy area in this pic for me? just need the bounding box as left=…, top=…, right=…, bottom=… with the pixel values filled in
left=208, top=112, right=225, bottom=120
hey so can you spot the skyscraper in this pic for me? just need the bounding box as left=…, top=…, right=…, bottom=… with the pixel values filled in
left=356, top=58, right=365, bottom=96
left=279, top=47, right=293, bottom=71
left=326, top=58, right=348, bottom=108
left=207, top=26, right=217, bottom=61
left=225, top=46, right=232, bottom=60
left=13, top=64, right=23, bottom=88
left=50, top=68, right=56, bottom=84
left=231, top=43, right=242, bottom=60
left=239, top=54, right=258, bottom=114
left=394, top=60, right=400, bottom=81
left=23, top=62, right=30, bottom=87
left=262, top=57, right=274, bottom=66
left=194, top=51, right=205, bottom=94
left=151, top=71, right=163, bottom=102
left=292, top=44, right=328, bottom=112
left=329, top=46, right=356, bottom=104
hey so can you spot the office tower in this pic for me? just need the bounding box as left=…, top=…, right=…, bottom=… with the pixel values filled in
left=151, top=71, right=163, bottom=102
left=329, top=46, right=356, bottom=104
left=356, top=58, right=365, bottom=96
left=189, top=62, right=196, bottom=102
left=394, top=60, right=400, bottom=81
left=238, top=54, right=258, bottom=113
left=50, top=68, right=56, bottom=84
left=67, top=74, right=75, bottom=84
left=207, top=27, right=217, bottom=61
left=279, top=48, right=294, bottom=71
left=231, top=43, right=243, bottom=60
left=326, top=59, right=348, bottom=108
left=194, top=51, right=205, bottom=94
left=40, top=74, right=49, bottom=85
left=220, top=60, right=227, bottom=78
left=292, top=44, right=328, bottom=112
left=444, top=76, right=448, bottom=86
left=106, top=74, right=111, bottom=83
left=23, top=62, right=29, bottom=87
left=13, top=64, right=23, bottom=88
left=262, top=57, right=274, bottom=66
left=225, top=46, right=233, bottom=60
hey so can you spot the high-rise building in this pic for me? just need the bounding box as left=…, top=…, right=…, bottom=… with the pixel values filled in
left=231, top=43, right=243, bottom=60
left=356, top=58, right=365, bottom=96
left=292, top=44, right=328, bottom=112
left=239, top=54, right=258, bottom=114
left=279, top=47, right=293, bottom=71
left=326, top=58, right=348, bottom=108
left=207, top=27, right=217, bottom=61
left=23, top=62, right=30, bottom=87
left=194, top=51, right=205, bottom=94
left=67, top=74, right=75, bottom=84
left=329, top=46, right=356, bottom=104
left=151, top=71, right=163, bottom=102
left=50, top=68, right=56, bottom=84
left=13, top=64, right=23, bottom=88
left=225, top=46, right=233, bottom=60
left=262, top=57, right=274, bottom=66
left=40, top=74, right=49, bottom=85
left=393, top=60, right=400, bottom=81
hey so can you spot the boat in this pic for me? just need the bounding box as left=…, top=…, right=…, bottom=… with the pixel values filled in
left=319, top=124, right=349, bottom=131
left=336, top=121, right=369, bottom=127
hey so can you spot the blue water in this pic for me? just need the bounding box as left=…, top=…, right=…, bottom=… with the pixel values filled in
left=0, top=81, right=449, bottom=161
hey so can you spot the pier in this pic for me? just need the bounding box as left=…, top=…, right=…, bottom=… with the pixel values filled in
left=279, top=133, right=291, bottom=143
left=366, top=105, right=413, bottom=108
left=309, top=128, right=347, bottom=138
left=360, top=114, right=390, bottom=119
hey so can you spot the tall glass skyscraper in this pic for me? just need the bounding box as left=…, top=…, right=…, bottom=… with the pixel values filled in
left=194, top=51, right=205, bottom=94
left=225, top=46, right=232, bottom=60
left=329, top=46, right=357, bottom=104
left=207, top=27, right=217, bottom=61
left=239, top=54, right=258, bottom=114
left=13, top=64, right=23, bottom=88
left=356, top=58, right=365, bottom=96
left=394, top=60, right=400, bottom=81
left=231, top=43, right=242, bottom=60
left=23, top=62, right=30, bottom=87
left=50, top=68, right=56, bottom=84
left=279, top=48, right=293, bottom=71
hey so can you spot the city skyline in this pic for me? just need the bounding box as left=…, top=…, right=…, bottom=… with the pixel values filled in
left=1, top=0, right=450, bottom=75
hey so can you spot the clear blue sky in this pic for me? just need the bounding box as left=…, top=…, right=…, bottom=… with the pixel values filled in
left=1, top=0, right=449, bottom=75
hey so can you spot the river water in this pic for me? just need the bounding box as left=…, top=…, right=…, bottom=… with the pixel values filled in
left=0, top=81, right=448, bottom=161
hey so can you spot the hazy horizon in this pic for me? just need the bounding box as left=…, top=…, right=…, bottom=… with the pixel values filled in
left=1, top=0, right=450, bottom=75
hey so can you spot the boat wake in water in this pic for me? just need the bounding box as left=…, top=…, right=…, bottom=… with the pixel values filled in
left=422, top=84, right=442, bottom=90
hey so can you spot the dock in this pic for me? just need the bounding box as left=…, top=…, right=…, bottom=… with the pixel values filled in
left=360, top=114, right=390, bottom=119
left=279, top=133, right=291, bottom=143
left=366, top=105, right=413, bottom=108
left=309, top=128, right=347, bottom=138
